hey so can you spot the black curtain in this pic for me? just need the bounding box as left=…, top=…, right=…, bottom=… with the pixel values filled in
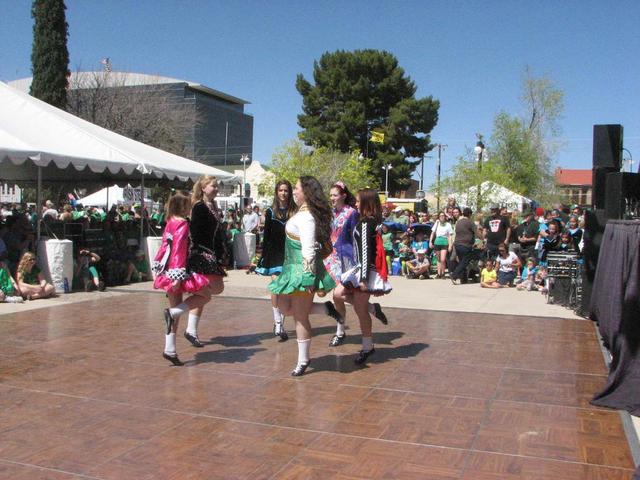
left=590, top=220, right=640, bottom=416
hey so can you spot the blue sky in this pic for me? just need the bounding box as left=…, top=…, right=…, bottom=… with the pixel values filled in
left=2, top=0, right=639, bottom=184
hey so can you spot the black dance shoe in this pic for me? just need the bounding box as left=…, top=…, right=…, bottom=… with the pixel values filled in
left=163, top=309, right=174, bottom=335
left=372, top=303, right=388, bottom=325
left=162, top=352, right=184, bottom=366
left=329, top=334, right=346, bottom=347
left=273, top=321, right=289, bottom=341
left=291, top=360, right=311, bottom=377
left=184, top=332, right=204, bottom=348
left=354, top=348, right=375, bottom=365
left=324, top=301, right=344, bottom=325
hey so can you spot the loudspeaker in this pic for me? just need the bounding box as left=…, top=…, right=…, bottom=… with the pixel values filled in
left=592, top=167, right=615, bottom=209
left=604, top=172, right=640, bottom=220
left=593, top=124, right=623, bottom=170
left=578, top=209, right=607, bottom=317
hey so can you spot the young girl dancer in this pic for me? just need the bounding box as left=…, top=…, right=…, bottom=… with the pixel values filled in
left=183, top=175, right=227, bottom=347
left=153, top=191, right=212, bottom=366
left=268, top=176, right=337, bottom=376
left=323, top=182, right=359, bottom=346
left=334, top=188, right=392, bottom=365
left=256, top=180, right=297, bottom=341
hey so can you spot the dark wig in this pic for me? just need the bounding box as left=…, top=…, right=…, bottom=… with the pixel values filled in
left=272, top=180, right=296, bottom=220
left=331, top=182, right=357, bottom=208
left=299, top=176, right=332, bottom=249
left=357, top=188, right=382, bottom=224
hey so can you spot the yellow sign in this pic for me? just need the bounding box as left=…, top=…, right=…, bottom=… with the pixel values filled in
left=370, top=131, right=385, bottom=144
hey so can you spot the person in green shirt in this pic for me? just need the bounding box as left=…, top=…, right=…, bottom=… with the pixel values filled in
left=16, top=252, right=55, bottom=300
left=0, top=262, right=23, bottom=302
left=380, top=223, right=395, bottom=273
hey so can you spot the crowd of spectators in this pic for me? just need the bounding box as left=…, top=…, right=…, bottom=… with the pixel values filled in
left=1, top=195, right=587, bottom=304
left=347, top=198, right=586, bottom=293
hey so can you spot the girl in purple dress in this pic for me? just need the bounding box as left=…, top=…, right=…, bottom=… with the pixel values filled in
left=323, top=183, right=359, bottom=345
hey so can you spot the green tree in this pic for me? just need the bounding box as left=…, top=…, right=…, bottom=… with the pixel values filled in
left=439, top=68, right=564, bottom=209
left=296, top=49, right=439, bottom=194
left=260, top=139, right=375, bottom=199
left=30, top=0, right=70, bottom=108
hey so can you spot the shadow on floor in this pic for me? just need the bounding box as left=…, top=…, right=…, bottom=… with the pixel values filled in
left=211, top=326, right=405, bottom=347
left=192, top=347, right=267, bottom=365
left=308, top=342, right=430, bottom=375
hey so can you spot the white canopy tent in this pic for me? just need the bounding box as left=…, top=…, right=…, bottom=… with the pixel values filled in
left=77, top=185, right=153, bottom=208
left=0, top=80, right=234, bottom=182
left=450, top=181, right=533, bottom=212
left=0, top=80, right=237, bottom=237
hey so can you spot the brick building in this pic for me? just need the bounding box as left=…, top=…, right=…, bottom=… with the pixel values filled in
left=555, top=168, right=592, bottom=206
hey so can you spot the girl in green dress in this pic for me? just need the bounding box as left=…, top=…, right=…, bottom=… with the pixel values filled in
left=16, top=252, right=56, bottom=300
left=269, top=176, right=338, bottom=376
left=0, top=262, right=23, bottom=303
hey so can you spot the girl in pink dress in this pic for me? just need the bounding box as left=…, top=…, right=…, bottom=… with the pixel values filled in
left=153, top=191, right=212, bottom=366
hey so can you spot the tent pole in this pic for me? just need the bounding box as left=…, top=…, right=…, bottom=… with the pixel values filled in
left=36, top=166, right=42, bottom=241
left=106, top=186, right=109, bottom=212
left=139, top=173, right=145, bottom=244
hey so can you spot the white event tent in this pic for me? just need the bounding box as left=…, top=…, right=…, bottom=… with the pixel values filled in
left=0, top=80, right=234, bottom=184
left=0, top=80, right=237, bottom=238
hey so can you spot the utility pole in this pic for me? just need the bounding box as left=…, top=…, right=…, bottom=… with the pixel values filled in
left=435, top=143, right=447, bottom=212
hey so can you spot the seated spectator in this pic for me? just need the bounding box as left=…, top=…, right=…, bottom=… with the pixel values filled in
left=0, top=261, right=23, bottom=303
left=126, top=250, right=149, bottom=283
left=59, top=204, right=73, bottom=222
left=397, top=233, right=413, bottom=275
left=496, top=242, right=521, bottom=287
left=16, top=252, right=56, bottom=300
left=516, top=258, right=539, bottom=291
left=406, top=249, right=430, bottom=279
left=480, top=258, right=501, bottom=288
left=42, top=200, right=59, bottom=221
left=539, top=220, right=561, bottom=263
left=567, top=216, right=583, bottom=253
left=72, top=204, right=88, bottom=222
left=556, top=231, right=577, bottom=252
left=73, top=249, right=105, bottom=292
left=411, top=231, right=429, bottom=255
left=535, top=266, right=548, bottom=293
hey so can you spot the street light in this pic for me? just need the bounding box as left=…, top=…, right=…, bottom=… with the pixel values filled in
left=474, top=138, right=485, bottom=210
left=382, top=164, right=393, bottom=198
left=240, top=153, right=250, bottom=209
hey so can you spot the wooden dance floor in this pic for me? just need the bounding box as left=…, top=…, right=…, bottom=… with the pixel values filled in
left=0, top=293, right=636, bottom=479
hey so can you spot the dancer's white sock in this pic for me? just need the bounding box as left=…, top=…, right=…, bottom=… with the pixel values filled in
left=272, top=307, right=282, bottom=323
left=336, top=322, right=345, bottom=337
left=164, top=333, right=176, bottom=355
left=362, top=336, right=373, bottom=352
left=297, top=339, right=310, bottom=366
left=169, top=302, right=189, bottom=318
left=186, top=313, right=200, bottom=336
left=367, top=303, right=375, bottom=314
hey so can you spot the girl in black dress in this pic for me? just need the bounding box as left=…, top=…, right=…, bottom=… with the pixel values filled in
left=256, top=180, right=297, bottom=341
left=166, top=175, right=227, bottom=349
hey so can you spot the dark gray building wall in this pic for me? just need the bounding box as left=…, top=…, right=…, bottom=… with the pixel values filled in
left=68, top=81, right=252, bottom=167
left=192, top=88, right=253, bottom=166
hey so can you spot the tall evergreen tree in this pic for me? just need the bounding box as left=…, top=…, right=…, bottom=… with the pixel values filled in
left=296, top=50, right=439, bottom=194
left=30, top=0, right=70, bottom=108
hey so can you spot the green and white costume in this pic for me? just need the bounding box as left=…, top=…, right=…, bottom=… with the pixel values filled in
left=269, top=206, right=335, bottom=295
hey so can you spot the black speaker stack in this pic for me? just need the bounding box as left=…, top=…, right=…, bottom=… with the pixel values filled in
left=579, top=124, right=639, bottom=317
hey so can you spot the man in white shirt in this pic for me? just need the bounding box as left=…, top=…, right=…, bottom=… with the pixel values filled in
left=42, top=200, right=59, bottom=220
left=242, top=204, right=260, bottom=233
